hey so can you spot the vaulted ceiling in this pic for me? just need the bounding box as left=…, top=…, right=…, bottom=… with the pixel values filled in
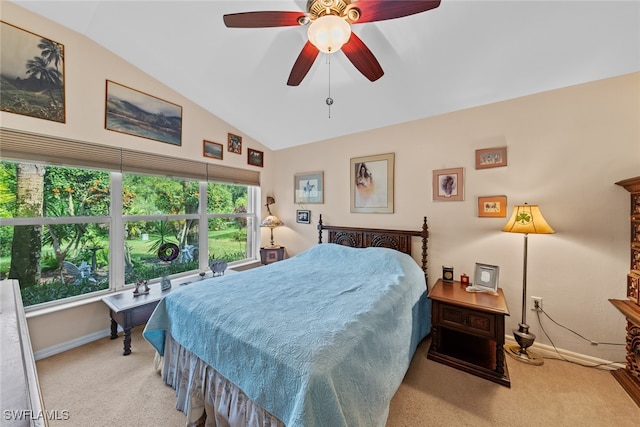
left=11, top=1, right=640, bottom=150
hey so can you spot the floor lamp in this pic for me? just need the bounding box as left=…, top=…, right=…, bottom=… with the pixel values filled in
left=502, top=203, right=555, bottom=366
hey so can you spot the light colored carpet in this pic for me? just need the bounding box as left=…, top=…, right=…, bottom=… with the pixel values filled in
left=36, top=326, right=639, bottom=426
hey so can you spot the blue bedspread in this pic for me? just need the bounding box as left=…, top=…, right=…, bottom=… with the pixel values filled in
left=143, top=243, right=431, bottom=427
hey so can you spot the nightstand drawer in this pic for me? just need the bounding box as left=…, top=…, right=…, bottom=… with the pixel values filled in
left=439, top=304, right=496, bottom=338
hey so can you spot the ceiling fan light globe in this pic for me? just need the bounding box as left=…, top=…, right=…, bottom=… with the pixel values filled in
left=307, top=15, right=351, bottom=54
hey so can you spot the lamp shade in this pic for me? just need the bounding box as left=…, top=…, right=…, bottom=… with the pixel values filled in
left=260, top=215, right=283, bottom=229
left=307, top=15, right=351, bottom=54
left=502, top=204, right=555, bottom=235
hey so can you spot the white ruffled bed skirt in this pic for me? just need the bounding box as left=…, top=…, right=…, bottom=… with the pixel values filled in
left=159, top=333, right=285, bottom=427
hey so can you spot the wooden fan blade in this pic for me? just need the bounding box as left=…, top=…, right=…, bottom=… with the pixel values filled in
left=223, top=11, right=305, bottom=28
left=341, top=33, right=384, bottom=82
left=348, top=0, right=441, bottom=24
left=287, top=41, right=320, bottom=86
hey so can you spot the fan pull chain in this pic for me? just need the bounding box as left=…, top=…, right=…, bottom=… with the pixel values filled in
left=326, top=54, right=333, bottom=119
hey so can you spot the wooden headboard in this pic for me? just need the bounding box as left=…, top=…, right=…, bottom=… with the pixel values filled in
left=317, top=214, right=429, bottom=282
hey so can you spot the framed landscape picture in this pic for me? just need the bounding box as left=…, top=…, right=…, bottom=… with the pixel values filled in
left=294, top=171, right=324, bottom=204
left=350, top=153, right=394, bottom=213
left=0, top=21, right=65, bottom=122
left=203, top=140, right=223, bottom=160
left=247, top=148, right=264, bottom=167
left=105, top=80, right=182, bottom=145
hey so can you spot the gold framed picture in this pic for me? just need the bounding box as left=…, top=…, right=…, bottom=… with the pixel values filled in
left=478, top=195, right=507, bottom=218
left=203, top=140, right=223, bottom=160
left=476, top=146, right=507, bottom=169
left=294, top=171, right=323, bottom=204
left=432, top=167, right=464, bottom=201
left=228, top=133, right=242, bottom=154
left=350, top=153, right=394, bottom=213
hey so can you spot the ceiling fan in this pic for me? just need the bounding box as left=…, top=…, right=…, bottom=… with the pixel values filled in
left=223, top=0, right=441, bottom=86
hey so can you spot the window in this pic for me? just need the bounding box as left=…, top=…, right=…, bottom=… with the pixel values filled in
left=0, top=159, right=260, bottom=308
left=0, top=162, right=111, bottom=306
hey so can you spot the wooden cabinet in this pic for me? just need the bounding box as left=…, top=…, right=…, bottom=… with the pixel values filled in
left=610, top=176, right=640, bottom=406
left=427, top=279, right=510, bottom=387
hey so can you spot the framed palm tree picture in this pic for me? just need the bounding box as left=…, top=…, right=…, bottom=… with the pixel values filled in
left=0, top=21, right=65, bottom=122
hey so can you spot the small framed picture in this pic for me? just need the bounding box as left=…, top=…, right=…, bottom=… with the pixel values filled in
left=473, top=263, right=500, bottom=292
left=294, top=171, right=324, bottom=204
left=248, top=148, right=264, bottom=167
left=203, top=140, right=223, bottom=160
left=432, top=167, right=464, bottom=201
left=296, top=209, right=311, bottom=224
left=478, top=196, right=507, bottom=218
left=228, top=133, right=242, bottom=154
left=476, top=147, right=507, bottom=169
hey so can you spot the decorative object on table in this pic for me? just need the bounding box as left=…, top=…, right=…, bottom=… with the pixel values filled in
left=467, top=263, right=499, bottom=293
left=296, top=209, right=311, bottom=224
left=294, top=171, right=324, bottom=204
left=227, top=133, right=242, bottom=154
left=478, top=195, right=507, bottom=218
left=133, top=280, right=149, bottom=296
left=203, top=139, right=223, bottom=160
left=210, top=259, right=228, bottom=276
left=476, top=146, right=508, bottom=169
left=260, top=246, right=286, bottom=265
left=350, top=153, right=394, bottom=213
left=460, top=274, right=470, bottom=286
left=158, top=242, right=180, bottom=262
left=260, top=196, right=283, bottom=247
left=432, top=167, right=464, bottom=201
left=105, top=80, right=182, bottom=146
left=160, top=276, right=171, bottom=291
left=1, top=21, right=66, bottom=123
left=248, top=148, right=264, bottom=167
left=442, top=265, right=454, bottom=283
left=502, top=203, right=555, bottom=366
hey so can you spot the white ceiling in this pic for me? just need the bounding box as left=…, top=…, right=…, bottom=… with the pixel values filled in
left=11, top=1, right=640, bottom=151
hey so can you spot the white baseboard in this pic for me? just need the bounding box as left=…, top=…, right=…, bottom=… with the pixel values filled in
left=33, top=327, right=115, bottom=361
left=504, top=336, right=624, bottom=371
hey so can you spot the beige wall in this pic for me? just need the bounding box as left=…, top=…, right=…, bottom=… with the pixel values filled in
left=3, top=3, right=639, bottom=362
left=2, top=2, right=275, bottom=354
left=272, top=73, right=640, bottom=362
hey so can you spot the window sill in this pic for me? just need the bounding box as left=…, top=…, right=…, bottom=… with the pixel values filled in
left=25, top=260, right=262, bottom=319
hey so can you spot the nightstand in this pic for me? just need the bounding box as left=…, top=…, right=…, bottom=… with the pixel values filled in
left=427, top=278, right=511, bottom=387
left=260, top=246, right=286, bottom=264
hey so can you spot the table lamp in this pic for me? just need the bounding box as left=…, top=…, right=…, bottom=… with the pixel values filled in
left=260, top=196, right=283, bottom=248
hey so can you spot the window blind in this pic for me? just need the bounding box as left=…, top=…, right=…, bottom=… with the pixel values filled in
left=0, top=127, right=260, bottom=185
left=0, top=127, right=121, bottom=171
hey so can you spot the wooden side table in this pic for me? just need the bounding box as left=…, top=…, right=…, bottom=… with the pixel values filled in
left=260, top=246, right=286, bottom=264
left=102, top=272, right=235, bottom=355
left=102, top=282, right=174, bottom=355
left=427, top=279, right=511, bottom=387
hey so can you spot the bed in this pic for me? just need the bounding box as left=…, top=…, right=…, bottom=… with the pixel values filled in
left=143, top=216, right=431, bottom=427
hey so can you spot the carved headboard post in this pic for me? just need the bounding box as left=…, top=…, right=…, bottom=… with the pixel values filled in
left=317, top=214, right=324, bottom=244
left=421, top=216, right=429, bottom=284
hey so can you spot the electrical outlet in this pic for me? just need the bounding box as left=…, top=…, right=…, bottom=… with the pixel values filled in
left=531, top=296, right=543, bottom=311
